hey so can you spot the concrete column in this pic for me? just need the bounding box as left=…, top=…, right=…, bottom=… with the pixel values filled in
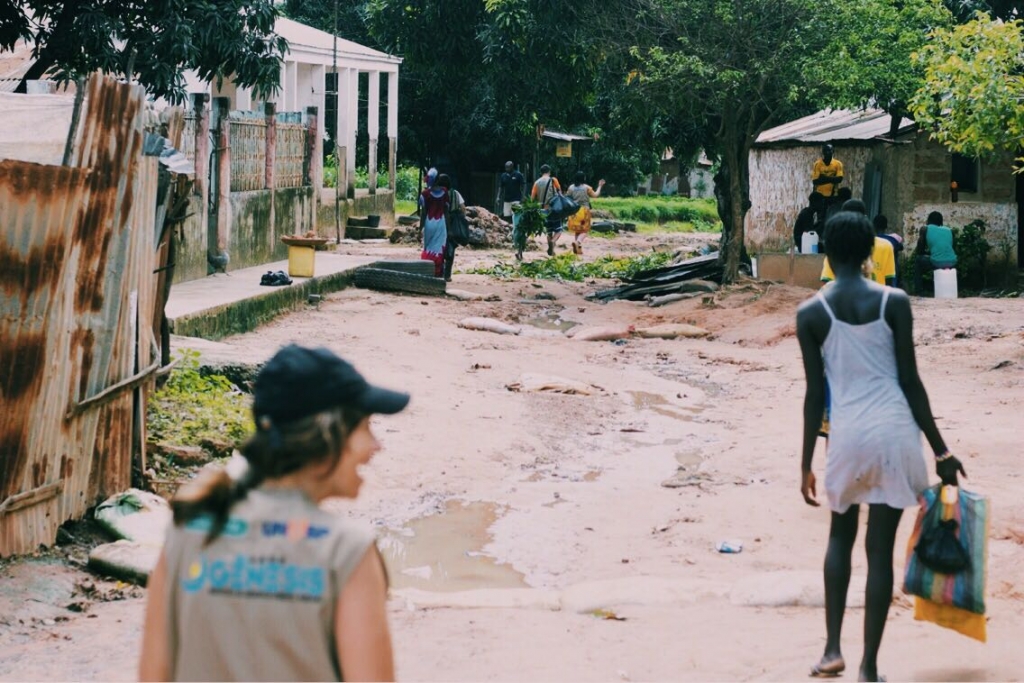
left=305, top=106, right=319, bottom=189
left=387, top=70, right=398, bottom=191
left=286, top=60, right=298, bottom=111
left=313, top=65, right=326, bottom=193
left=264, top=102, right=277, bottom=190
left=367, top=71, right=380, bottom=195
left=235, top=86, right=252, bottom=111
left=192, top=93, right=210, bottom=198
left=213, top=96, right=231, bottom=262
left=337, top=68, right=357, bottom=200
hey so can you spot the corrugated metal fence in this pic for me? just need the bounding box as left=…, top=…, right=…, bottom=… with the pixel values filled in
left=0, top=74, right=161, bottom=556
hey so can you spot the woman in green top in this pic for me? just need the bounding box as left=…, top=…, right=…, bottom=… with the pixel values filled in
left=913, top=211, right=957, bottom=295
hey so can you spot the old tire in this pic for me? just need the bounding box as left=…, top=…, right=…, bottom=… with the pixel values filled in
left=354, top=267, right=447, bottom=296
left=368, top=260, right=437, bottom=277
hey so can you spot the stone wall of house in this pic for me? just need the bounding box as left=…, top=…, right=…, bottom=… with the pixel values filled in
left=747, top=144, right=875, bottom=250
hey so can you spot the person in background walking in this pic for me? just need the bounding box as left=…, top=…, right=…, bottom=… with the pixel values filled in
left=531, top=164, right=563, bottom=256
left=797, top=211, right=964, bottom=683
left=438, top=173, right=465, bottom=283
left=497, top=161, right=526, bottom=222
left=140, top=344, right=409, bottom=682
left=873, top=214, right=904, bottom=288
left=566, top=172, right=605, bottom=256
left=913, top=211, right=957, bottom=295
left=419, top=167, right=449, bottom=277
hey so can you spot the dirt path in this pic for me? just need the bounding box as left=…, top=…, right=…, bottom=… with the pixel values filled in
left=2, top=235, right=1022, bottom=681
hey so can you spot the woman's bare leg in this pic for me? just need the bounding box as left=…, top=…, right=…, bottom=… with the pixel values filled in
left=816, top=505, right=859, bottom=674
left=859, top=504, right=903, bottom=682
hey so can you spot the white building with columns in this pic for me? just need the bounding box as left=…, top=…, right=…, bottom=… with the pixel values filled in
left=185, top=17, right=401, bottom=199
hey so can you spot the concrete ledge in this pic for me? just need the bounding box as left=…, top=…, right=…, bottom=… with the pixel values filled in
left=166, top=254, right=375, bottom=340
left=756, top=252, right=825, bottom=289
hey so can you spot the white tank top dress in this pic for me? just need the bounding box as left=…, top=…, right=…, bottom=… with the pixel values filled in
left=818, top=289, right=929, bottom=513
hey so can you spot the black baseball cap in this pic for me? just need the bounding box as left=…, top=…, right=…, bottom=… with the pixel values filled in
left=252, top=345, right=409, bottom=427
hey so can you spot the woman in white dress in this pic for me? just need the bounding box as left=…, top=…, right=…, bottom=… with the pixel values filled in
left=796, top=211, right=965, bottom=682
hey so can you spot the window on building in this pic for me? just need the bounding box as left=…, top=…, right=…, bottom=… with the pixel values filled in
left=951, top=153, right=979, bottom=193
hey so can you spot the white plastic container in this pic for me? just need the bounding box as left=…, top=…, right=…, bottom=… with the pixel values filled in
left=801, top=231, right=819, bottom=254
left=934, top=268, right=958, bottom=299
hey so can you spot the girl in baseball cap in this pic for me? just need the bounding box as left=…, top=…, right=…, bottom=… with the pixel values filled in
left=140, top=345, right=408, bottom=681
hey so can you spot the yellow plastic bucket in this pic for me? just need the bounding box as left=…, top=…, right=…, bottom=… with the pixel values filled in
left=287, top=245, right=315, bottom=278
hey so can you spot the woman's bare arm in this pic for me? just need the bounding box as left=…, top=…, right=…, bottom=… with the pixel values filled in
left=335, top=547, right=395, bottom=682
left=796, top=303, right=827, bottom=477
left=139, top=553, right=172, bottom=682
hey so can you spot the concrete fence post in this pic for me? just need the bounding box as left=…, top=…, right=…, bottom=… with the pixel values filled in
left=264, top=102, right=277, bottom=191
left=192, top=93, right=210, bottom=198
left=214, top=96, right=231, bottom=255
left=305, top=106, right=319, bottom=189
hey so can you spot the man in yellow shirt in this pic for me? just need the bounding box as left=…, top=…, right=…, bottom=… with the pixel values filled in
left=812, top=144, right=844, bottom=199
left=821, top=200, right=896, bottom=286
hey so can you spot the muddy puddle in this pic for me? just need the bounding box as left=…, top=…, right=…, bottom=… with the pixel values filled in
left=629, top=391, right=705, bottom=422
left=378, top=501, right=526, bottom=592
left=524, top=311, right=579, bottom=333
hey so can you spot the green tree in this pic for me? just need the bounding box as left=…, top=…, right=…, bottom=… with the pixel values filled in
left=624, top=0, right=837, bottom=281
left=910, top=14, right=1024, bottom=158
left=279, top=0, right=377, bottom=47
left=0, top=0, right=287, bottom=102
left=807, top=0, right=952, bottom=138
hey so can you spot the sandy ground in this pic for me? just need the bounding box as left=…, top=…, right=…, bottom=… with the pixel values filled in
left=1, top=231, right=1022, bottom=681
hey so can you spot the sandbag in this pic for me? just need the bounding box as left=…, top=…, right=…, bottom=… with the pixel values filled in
left=506, top=373, right=603, bottom=395
left=458, top=317, right=521, bottom=335
left=94, top=489, right=172, bottom=546
left=88, top=540, right=161, bottom=586
left=635, top=323, right=710, bottom=339
left=570, top=325, right=634, bottom=342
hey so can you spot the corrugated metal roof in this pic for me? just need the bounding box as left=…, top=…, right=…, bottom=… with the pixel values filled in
left=756, top=108, right=915, bottom=145
left=276, top=17, right=401, bottom=65
left=542, top=129, right=592, bottom=142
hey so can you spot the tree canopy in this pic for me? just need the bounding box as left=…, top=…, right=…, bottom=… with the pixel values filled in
left=911, top=13, right=1024, bottom=158
left=0, top=0, right=287, bottom=102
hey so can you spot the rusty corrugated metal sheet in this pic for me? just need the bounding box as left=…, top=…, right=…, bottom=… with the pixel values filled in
left=756, top=108, right=915, bottom=145
left=0, top=73, right=159, bottom=556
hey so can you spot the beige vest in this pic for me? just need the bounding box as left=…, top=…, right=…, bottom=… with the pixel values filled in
left=162, top=487, right=375, bottom=681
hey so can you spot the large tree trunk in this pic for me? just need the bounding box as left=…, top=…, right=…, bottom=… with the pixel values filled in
left=715, top=131, right=751, bottom=284
left=14, top=53, right=56, bottom=94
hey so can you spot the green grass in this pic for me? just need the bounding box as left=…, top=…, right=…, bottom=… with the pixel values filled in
left=396, top=199, right=417, bottom=216
left=592, top=196, right=720, bottom=228
left=636, top=220, right=721, bottom=234
left=469, top=251, right=676, bottom=282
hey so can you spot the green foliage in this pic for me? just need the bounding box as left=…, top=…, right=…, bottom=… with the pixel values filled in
left=512, top=198, right=548, bottom=249
left=953, top=219, right=993, bottom=289
left=395, top=166, right=420, bottom=201
left=471, top=251, right=676, bottom=281
left=593, top=197, right=720, bottom=226
left=911, top=14, right=1024, bottom=158
left=808, top=0, right=952, bottom=128
left=1, top=1, right=287, bottom=103
left=148, top=350, right=252, bottom=448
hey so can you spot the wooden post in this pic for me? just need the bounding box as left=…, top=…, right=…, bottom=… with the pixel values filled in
left=193, top=93, right=210, bottom=198
left=214, top=96, right=231, bottom=254
left=264, top=102, right=277, bottom=190
left=305, top=105, right=319, bottom=188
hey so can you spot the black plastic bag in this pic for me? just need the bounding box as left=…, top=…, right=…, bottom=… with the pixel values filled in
left=915, top=512, right=971, bottom=574
left=448, top=211, right=471, bottom=247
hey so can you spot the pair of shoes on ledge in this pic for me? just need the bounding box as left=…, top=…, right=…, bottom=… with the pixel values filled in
left=260, top=270, right=293, bottom=286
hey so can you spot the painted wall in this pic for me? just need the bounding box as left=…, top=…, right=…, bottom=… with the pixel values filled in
left=229, top=187, right=315, bottom=270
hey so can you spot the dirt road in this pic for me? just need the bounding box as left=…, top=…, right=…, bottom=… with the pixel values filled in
left=2, top=234, right=1022, bottom=681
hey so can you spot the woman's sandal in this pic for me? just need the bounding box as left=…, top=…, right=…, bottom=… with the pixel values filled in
left=809, top=659, right=845, bottom=678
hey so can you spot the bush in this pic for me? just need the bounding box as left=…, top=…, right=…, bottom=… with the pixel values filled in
left=148, top=350, right=252, bottom=448
left=470, top=251, right=676, bottom=282
left=953, top=219, right=992, bottom=290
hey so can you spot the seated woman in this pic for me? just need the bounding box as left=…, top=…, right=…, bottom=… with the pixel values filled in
left=913, top=211, right=957, bottom=295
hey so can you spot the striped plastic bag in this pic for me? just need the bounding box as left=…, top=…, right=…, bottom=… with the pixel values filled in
left=903, top=485, right=989, bottom=642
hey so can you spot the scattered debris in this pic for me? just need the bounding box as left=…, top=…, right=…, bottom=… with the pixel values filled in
left=447, top=289, right=486, bottom=301
left=591, top=608, right=628, bottom=621
left=635, top=324, right=710, bottom=340
left=93, top=489, right=171, bottom=546
left=469, top=363, right=493, bottom=371
left=506, top=373, right=604, bottom=395
left=568, top=325, right=635, bottom=342
left=646, top=292, right=702, bottom=307
left=992, top=360, right=1014, bottom=370
left=715, top=540, right=744, bottom=554
left=590, top=253, right=723, bottom=302
left=458, top=317, right=522, bottom=335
